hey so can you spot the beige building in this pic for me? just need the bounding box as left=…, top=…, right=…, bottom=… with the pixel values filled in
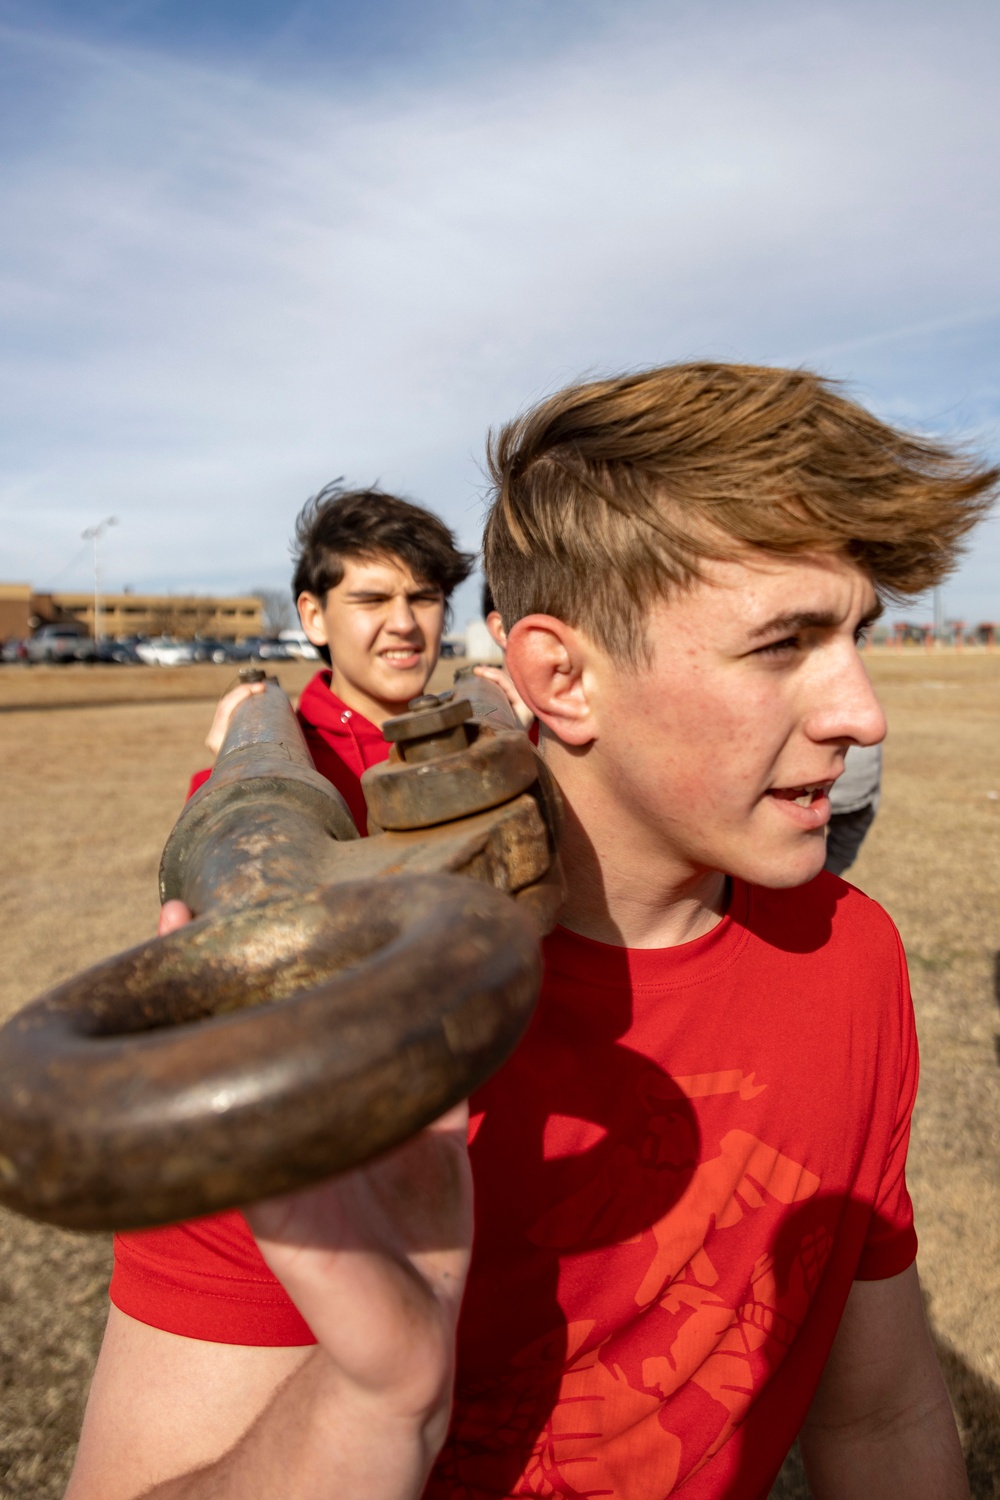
left=0, top=585, right=262, bottom=642
left=0, top=585, right=33, bottom=641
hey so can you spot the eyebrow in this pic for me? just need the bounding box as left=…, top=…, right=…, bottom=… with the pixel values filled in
left=747, top=602, right=884, bottom=642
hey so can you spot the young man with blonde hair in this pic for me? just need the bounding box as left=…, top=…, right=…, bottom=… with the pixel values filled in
left=68, top=365, right=994, bottom=1500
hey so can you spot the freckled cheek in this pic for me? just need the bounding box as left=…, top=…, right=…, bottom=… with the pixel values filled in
left=631, top=693, right=774, bottom=817
left=412, top=611, right=441, bottom=650
left=412, top=612, right=437, bottom=646
left=660, top=687, right=749, bottom=763
left=609, top=701, right=724, bottom=810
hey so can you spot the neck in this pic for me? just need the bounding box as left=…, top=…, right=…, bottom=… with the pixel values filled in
left=544, top=740, right=728, bottom=950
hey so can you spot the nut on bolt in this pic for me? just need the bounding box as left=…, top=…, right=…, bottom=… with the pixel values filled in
left=382, top=692, right=473, bottom=764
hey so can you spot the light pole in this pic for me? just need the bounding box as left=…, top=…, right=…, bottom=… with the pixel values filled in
left=81, top=516, right=118, bottom=642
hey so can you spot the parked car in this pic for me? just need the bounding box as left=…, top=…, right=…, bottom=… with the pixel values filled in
left=246, top=636, right=292, bottom=661
left=26, top=623, right=93, bottom=663
left=226, top=636, right=291, bottom=662
left=93, top=639, right=143, bottom=664
left=1, top=638, right=28, bottom=663
left=190, top=638, right=231, bottom=664
left=220, top=638, right=255, bottom=663
left=134, top=637, right=196, bottom=667
left=278, top=628, right=321, bottom=661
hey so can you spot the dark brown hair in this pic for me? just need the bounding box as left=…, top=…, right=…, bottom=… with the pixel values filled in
left=292, top=482, right=474, bottom=603
left=483, top=362, right=998, bottom=664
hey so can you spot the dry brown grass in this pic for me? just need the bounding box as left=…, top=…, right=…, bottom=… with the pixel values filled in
left=0, top=650, right=997, bottom=1497
left=770, top=648, right=1000, bottom=1500
left=0, top=661, right=319, bottom=712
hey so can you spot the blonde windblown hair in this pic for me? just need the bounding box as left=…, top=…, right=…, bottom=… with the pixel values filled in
left=483, top=363, right=997, bottom=663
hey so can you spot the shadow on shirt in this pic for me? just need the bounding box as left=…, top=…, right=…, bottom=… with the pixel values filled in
left=428, top=875, right=929, bottom=1498
left=431, top=933, right=701, bottom=1497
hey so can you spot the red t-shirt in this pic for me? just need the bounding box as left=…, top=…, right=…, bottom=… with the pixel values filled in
left=113, top=861, right=917, bottom=1498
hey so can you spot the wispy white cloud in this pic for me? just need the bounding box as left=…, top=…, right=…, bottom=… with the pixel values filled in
left=1, top=0, right=999, bottom=621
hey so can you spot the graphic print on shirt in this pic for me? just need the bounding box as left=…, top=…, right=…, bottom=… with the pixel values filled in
left=435, top=1065, right=828, bottom=1500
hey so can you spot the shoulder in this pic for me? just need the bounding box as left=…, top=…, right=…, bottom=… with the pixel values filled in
left=751, top=870, right=902, bottom=948
left=745, top=873, right=908, bottom=1002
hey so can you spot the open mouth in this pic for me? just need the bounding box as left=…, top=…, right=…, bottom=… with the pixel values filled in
left=767, top=783, right=833, bottom=808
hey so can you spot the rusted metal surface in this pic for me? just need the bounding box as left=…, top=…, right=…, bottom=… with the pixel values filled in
left=364, top=724, right=539, bottom=832
left=382, top=691, right=473, bottom=761
left=0, top=671, right=563, bottom=1231
left=367, top=672, right=545, bottom=833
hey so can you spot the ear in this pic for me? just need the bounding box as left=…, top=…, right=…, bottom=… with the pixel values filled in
left=485, top=610, right=508, bottom=649
left=297, top=592, right=328, bottom=648
left=504, top=615, right=597, bottom=747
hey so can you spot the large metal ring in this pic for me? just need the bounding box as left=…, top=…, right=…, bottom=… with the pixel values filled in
left=0, top=875, right=540, bottom=1231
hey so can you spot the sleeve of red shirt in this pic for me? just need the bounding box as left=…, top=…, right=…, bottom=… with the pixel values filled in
left=187, top=767, right=212, bottom=799
left=853, top=924, right=919, bottom=1280
left=111, top=1214, right=316, bottom=1346
left=112, top=1105, right=483, bottom=1346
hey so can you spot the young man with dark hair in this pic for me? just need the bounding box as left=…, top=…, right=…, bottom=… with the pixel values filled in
left=290, top=482, right=473, bottom=679
left=199, top=482, right=475, bottom=829
left=68, top=365, right=995, bottom=1500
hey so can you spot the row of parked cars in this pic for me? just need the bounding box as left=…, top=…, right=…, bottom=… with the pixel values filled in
left=2, top=624, right=320, bottom=666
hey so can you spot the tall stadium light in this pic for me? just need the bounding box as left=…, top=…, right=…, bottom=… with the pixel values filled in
left=81, top=516, right=119, bottom=642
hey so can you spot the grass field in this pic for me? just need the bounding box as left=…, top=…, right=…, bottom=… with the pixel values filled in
left=0, top=650, right=998, bottom=1497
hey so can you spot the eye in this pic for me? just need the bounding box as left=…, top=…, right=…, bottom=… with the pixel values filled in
left=753, top=634, right=800, bottom=657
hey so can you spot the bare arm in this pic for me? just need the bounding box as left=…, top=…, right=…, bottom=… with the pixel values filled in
left=66, top=902, right=471, bottom=1500
left=800, top=1263, right=968, bottom=1499
left=66, top=1105, right=470, bottom=1500
left=66, top=1312, right=311, bottom=1498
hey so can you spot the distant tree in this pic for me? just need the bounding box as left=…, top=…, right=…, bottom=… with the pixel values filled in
left=147, top=600, right=216, bottom=639
left=253, top=588, right=295, bottom=636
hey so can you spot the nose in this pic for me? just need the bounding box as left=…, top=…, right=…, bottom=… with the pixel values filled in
left=805, top=642, right=887, bottom=749
left=385, top=594, right=420, bottom=636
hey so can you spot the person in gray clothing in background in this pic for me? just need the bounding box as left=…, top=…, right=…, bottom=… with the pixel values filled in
left=825, top=742, right=883, bottom=875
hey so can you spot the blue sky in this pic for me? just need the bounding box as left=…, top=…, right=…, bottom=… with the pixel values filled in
left=1, top=0, right=998, bottom=627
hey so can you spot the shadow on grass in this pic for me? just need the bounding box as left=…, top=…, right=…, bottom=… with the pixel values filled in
left=934, top=1331, right=1000, bottom=1500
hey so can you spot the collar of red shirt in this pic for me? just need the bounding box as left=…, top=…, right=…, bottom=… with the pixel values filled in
left=296, top=670, right=389, bottom=776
